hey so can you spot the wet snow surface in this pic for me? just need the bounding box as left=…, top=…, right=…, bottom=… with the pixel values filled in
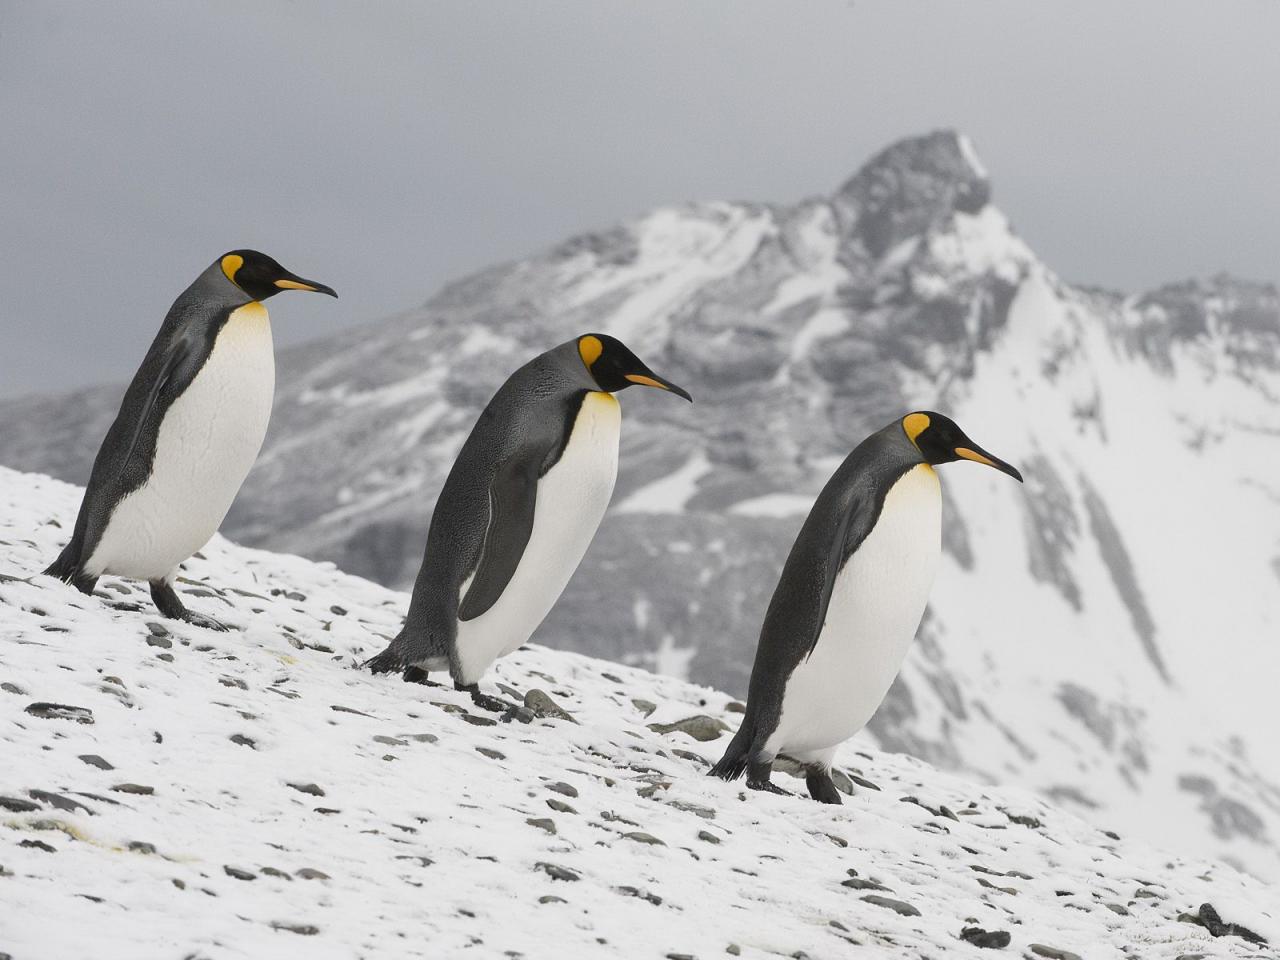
left=1, top=468, right=1276, bottom=959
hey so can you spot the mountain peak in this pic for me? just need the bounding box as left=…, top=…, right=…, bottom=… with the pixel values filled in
left=833, top=130, right=992, bottom=257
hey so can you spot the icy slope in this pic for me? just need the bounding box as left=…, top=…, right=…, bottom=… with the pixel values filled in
left=2, top=468, right=1276, bottom=959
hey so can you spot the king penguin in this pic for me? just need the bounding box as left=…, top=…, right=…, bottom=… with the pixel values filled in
left=710, top=412, right=1022, bottom=802
left=42, top=250, right=336, bottom=628
left=366, top=333, right=692, bottom=711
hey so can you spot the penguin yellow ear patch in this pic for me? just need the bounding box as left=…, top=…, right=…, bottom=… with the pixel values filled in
left=221, top=254, right=244, bottom=284
left=578, top=335, right=604, bottom=369
left=903, top=412, right=930, bottom=446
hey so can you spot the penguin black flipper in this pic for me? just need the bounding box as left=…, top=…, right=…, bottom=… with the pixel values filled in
left=457, top=453, right=541, bottom=622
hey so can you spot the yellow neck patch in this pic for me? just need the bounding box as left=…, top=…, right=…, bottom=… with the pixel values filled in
left=578, top=335, right=604, bottom=369
left=903, top=412, right=930, bottom=447
left=221, top=254, right=244, bottom=285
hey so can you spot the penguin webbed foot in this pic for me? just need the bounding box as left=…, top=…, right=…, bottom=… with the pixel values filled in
left=745, top=757, right=791, bottom=796
left=403, top=666, right=441, bottom=685
left=455, top=681, right=520, bottom=717
left=805, top=769, right=844, bottom=805
left=149, top=580, right=229, bottom=632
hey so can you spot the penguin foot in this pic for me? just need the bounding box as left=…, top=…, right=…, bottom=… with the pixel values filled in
left=403, top=666, right=439, bottom=685
left=455, top=682, right=519, bottom=715
left=805, top=770, right=844, bottom=805
left=746, top=779, right=792, bottom=797
left=149, top=580, right=229, bottom=631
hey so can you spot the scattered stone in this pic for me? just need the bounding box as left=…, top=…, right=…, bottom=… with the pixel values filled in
left=2, top=681, right=28, bottom=695
left=725, top=701, right=746, bottom=714
left=0, top=796, right=42, bottom=813
left=155, top=652, right=175, bottom=663
left=28, top=790, right=94, bottom=815
left=128, top=841, right=157, bottom=855
left=525, top=689, right=577, bottom=723
left=20, top=839, right=57, bottom=852
left=295, top=868, right=330, bottom=880
left=461, top=714, right=497, bottom=727
left=1106, top=903, right=1129, bottom=916
left=601, top=673, right=623, bottom=683
left=631, top=698, right=657, bottom=716
left=145, top=635, right=173, bottom=649
left=219, top=676, right=247, bottom=689
left=329, top=605, right=347, bottom=616
left=647, top=715, right=729, bottom=742
left=24, top=702, right=93, bottom=724
left=110, top=783, right=154, bottom=796
left=230, top=734, right=256, bottom=749
left=287, top=782, right=325, bottom=797
left=538, top=895, right=567, bottom=904
left=671, top=749, right=709, bottom=766
left=622, top=831, right=665, bottom=846
left=402, top=733, right=439, bottom=743
left=374, top=735, right=407, bottom=746
left=697, top=830, right=721, bottom=845
left=841, top=877, right=888, bottom=892
left=547, top=781, right=579, bottom=798
left=330, top=705, right=375, bottom=717
left=727, top=945, right=742, bottom=956
left=616, top=885, right=662, bottom=905
left=546, top=798, right=576, bottom=815
left=861, top=895, right=920, bottom=917
left=1028, top=946, right=1083, bottom=960
left=526, top=817, right=556, bottom=835
left=476, top=747, right=505, bottom=760
left=960, top=926, right=1011, bottom=948
left=224, top=866, right=256, bottom=881
left=599, top=810, right=639, bottom=826
left=270, top=922, right=319, bottom=935
left=260, top=867, right=291, bottom=880
left=78, top=754, right=114, bottom=770
left=666, top=799, right=715, bottom=820
left=1176, top=902, right=1267, bottom=945
left=535, top=861, right=579, bottom=882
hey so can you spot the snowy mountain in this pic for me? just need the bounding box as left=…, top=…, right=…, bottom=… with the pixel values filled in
left=1, top=466, right=1276, bottom=958
left=2, top=132, right=1279, bottom=883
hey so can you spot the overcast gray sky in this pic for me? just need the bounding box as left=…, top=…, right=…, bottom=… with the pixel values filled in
left=2, top=0, right=1278, bottom=398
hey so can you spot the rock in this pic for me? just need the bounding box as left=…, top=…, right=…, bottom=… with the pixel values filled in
left=224, top=866, right=256, bottom=881
left=24, top=702, right=93, bottom=724
left=295, top=868, right=330, bottom=880
left=647, top=715, right=729, bottom=742
left=861, top=895, right=920, bottom=917
left=526, top=817, right=556, bottom=835
left=725, top=701, right=746, bottom=714
left=547, top=781, right=579, bottom=798
left=535, top=861, right=579, bottom=882
left=727, top=945, right=742, bottom=956
left=402, top=733, right=439, bottom=743
left=28, top=790, right=94, bottom=815
left=616, top=885, right=663, bottom=905
left=330, top=704, right=375, bottom=717
left=20, top=839, right=57, bottom=852
left=1029, top=946, right=1083, bottom=960
left=270, top=923, right=319, bottom=935
left=78, top=754, right=114, bottom=770
left=329, top=605, right=347, bottom=615
left=525, top=689, right=577, bottom=723
left=0, top=796, right=41, bottom=813
left=665, top=799, right=715, bottom=820
left=538, top=895, right=567, bottom=904
left=546, top=799, right=576, bottom=815
left=373, top=735, right=406, bottom=746
left=128, top=841, right=157, bottom=855
left=461, top=714, right=497, bottom=727
left=145, top=635, right=173, bottom=649
left=287, top=782, right=325, bottom=797
left=697, top=830, right=721, bottom=844
left=841, top=877, right=888, bottom=892
left=959, top=926, right=1011, bottom=948
left=671, top=749, right=709, bottom=767
left=261, top=867, right=291, bottom=880
left=2, top=681, right=28, bottom=695
left=1176, top=902, right=1268, bottom=945
left=476, top=747, right=505, bottom=760
left=230, top=734, right=256, bottom=749
left=1105, top=903, right=1129, bottom=916
left=110, top=783, right=154, bottom=796
left=622, top=831, right=665, bottom=846
left=631, top=698, right=657, bottom=716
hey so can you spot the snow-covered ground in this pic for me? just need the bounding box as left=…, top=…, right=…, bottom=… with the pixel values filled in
left=2, top=467, right=1276, bottom=959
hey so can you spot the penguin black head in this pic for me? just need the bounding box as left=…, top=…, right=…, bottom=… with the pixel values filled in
left=576, top=333, right=693, bottom=402
left=219, top=250, right=338, bottom=301
left=902, top=411, right=1023, bottom=482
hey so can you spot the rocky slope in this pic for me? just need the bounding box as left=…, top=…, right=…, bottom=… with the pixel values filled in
left=2, top=132, right=1279, bottom=881
left=2, top=466, right=1277, bottom=959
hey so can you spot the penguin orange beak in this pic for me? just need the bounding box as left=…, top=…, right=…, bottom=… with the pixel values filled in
left=625, top=372, right=693, bottom=402
left=955, top=444, right=1023, bottom=482
left=274, top=273, right=338, bottom=298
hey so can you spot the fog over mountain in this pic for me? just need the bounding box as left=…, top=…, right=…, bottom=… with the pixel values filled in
left=3, top=132, right=1278, bottom=879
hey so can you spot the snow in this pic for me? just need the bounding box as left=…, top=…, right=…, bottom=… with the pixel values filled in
left=614, top=452, right=711, bottom=514
left=730, top=493, right=814, bottom=518
left=2, top=466, right=1277, bottom=959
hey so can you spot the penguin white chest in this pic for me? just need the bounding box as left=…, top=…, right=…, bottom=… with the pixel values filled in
left=768, top=464, right=941, bottom=758
left=88, top=303, right=275, bottom=580
left=454, top=392, right=621, bottom=683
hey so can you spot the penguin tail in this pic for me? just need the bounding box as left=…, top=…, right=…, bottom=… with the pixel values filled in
left=43, top=545, right=97, bottom=595
left=364, top=643, right=405, bottom=675
left=709, top=721, right=754, bottom=782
